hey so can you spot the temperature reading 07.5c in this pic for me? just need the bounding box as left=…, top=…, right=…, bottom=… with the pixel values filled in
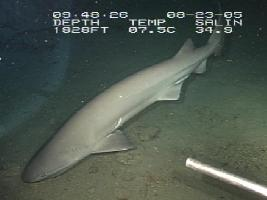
left=128, top=19, right=176, bottom=34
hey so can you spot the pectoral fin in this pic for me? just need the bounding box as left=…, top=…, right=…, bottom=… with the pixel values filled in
left=92, top=130, right=134, bottom=154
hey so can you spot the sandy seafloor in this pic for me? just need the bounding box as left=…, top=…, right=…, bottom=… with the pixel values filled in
left=0, top=1, right=267, bottom=200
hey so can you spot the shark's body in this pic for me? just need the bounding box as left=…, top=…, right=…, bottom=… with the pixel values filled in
left=22, top=23, right=223, bottom=182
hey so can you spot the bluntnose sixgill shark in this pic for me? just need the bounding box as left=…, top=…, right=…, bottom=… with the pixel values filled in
left=22, top=21, right=223, bottom=182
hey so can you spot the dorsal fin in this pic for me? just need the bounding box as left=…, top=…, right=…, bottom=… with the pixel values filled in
left=174, top=38, right=194, bottom=58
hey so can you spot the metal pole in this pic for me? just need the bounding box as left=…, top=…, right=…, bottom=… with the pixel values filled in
left=186, top=157, right=267, bottom=198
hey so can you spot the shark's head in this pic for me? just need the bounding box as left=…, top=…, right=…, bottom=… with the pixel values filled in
left=21, top=146, right=68, bottom=183
left=22, top=147, right=82, bottom=183
left=22, top=161, right=51, bottom=183
left=22, top=156, right=75, bottom=183
left=21, top=134, right=89, bottom=183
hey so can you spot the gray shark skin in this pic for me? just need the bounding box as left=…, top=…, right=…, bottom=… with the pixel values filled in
left=22, top=24, right=223, bottom=183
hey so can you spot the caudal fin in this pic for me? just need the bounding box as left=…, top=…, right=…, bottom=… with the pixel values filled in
left=208, top=5, right=224, bottom=56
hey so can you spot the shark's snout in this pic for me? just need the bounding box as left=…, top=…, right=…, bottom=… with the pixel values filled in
left=21, top=143, right=82, bottom=183
left=21, top=148, right=60, bottom=183
left=22, top=163, right=47, bottom=183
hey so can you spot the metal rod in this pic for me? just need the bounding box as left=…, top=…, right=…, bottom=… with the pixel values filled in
left=186, top=157, right=267, bottom=198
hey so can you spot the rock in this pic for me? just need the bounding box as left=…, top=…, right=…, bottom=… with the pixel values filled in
left=116, top=153, right=136, bottom=165
left=88, top=165, right=99, bottom=174
left=135, top=126, right=161, bottom=142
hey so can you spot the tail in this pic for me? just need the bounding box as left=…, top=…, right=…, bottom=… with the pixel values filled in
left=208, top=3, right=224, bottom=56
left=194, top=3, right=224, bottom=74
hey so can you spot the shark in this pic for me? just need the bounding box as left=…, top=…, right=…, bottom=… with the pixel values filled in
left=22, top=21, right=223, bottom=183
